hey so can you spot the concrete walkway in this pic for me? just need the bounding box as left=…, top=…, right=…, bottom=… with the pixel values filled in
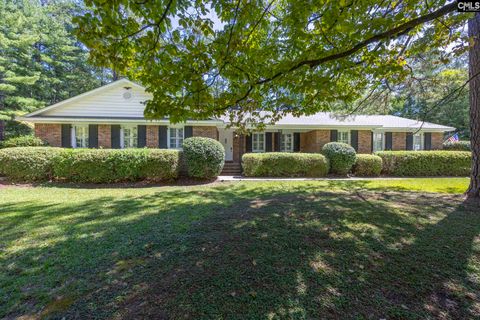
left=217, top=176, right=411, bottom=181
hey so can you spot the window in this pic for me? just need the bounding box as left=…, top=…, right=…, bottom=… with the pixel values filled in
left=252, top=133, right=265, bottom=153
left=169, top=127, right=184, bottom=149
left=121, top=125, right=137, bottom=148
left=73, top=125, right=88, bottom=148
left=280, top=133, right=293, bottom=152
left=413, top=133, right=423, bottom=151
left=373, top=132, right=384, bottom=152
left=337, top=130, right=350, bottom=144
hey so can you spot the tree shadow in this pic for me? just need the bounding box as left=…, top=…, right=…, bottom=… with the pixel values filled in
left=1, top=184, right=479, bottom=319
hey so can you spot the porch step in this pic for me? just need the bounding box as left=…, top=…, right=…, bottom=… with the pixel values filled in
left=221, top=162, right=242, bottom=176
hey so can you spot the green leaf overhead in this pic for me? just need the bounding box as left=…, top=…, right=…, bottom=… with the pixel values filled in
left=76, top=1, right=468, bottom=125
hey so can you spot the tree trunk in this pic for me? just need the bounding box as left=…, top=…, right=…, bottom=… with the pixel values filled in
left=467, top=12, right=480, bottom=200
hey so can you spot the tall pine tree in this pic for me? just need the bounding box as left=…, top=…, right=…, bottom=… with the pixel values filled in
left=0, top=0, right=112, bottom=137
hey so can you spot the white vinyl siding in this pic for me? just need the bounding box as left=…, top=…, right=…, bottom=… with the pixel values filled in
left=121, top=125, right=138, bottom=148
left=373, top=132, right=384, bottom=152
left=280, top=133, right=293, bottom=152
left=337, top=130, right=350, bottom=144
left=41, top=85, right=152, bottom=118
left=72, top=125, right=88, bottom=148
left=169, top=127, right=184, bottom=149
left=252, top=133, right=265, bottom=153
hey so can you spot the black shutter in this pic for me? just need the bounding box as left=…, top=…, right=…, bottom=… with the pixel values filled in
left=137, top=125, right=146, bottom=148
left=88, top=124, right=98, bottom=148
left=246, top=135, right=252, bottom=152
left=351, top=130, right=359, bottom=152
left=406, top=133, right=413, bottom=150
left=184, top=126, right=193, bottom=138
left=61, top=124, right=71, bottom=148
left=293, top=132, right=301, bottom=152
left=265, top=132, right=272, bottom=152
left=274, top=133, right=281, bottom=151
left=0, top=120, right=4, bottom=141
left=424, top=132, right=432, bottom=150
left=111, top=125, right=121, bottom=149
left=158, top=126, right=168, bottom=148
left=385, top=132, right=393, bottom=150
left=330, top=130, right=338, bottom=142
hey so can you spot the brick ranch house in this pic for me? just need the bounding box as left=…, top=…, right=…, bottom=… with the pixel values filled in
left=18, top=78, right=454, bottom=171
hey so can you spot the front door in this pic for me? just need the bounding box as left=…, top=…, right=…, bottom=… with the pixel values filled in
left=218, top=128, right=234, bottom=161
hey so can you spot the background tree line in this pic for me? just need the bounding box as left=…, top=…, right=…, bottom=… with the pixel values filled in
left=0, top=0, right=112, bottom=138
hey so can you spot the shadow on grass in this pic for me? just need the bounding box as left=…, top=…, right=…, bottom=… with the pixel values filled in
left=1, top=184, right=479, bottom=319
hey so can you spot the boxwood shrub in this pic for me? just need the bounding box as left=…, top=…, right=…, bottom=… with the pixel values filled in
left=0, top=135, right=46, bottom=148
left=0, top=147, right=181, bottom=183
left=53, top=149, right=181, bottom=183
left=242, top=153, right=329, bottom=177
left=182, top=137, right=225, bottom=179
left=322, top=142, right=357, bottom=175
left=0, top=147, right=63, bottom=181
left=353, top=154, right=382, bottom=177
left=376, top=151, right=471, bottom=176
left=443, top=140, right=471, bottom=151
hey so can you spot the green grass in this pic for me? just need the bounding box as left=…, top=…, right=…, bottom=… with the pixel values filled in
left=1, top=178, right=479, bottom=319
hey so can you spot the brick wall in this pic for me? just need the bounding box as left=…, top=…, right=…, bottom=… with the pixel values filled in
left=357, top=130, right=372, bottom=154
left=193, top=126, right=218, bottom=140
left=300, top=130, right=330, bottom=152
left=146, top=125, right=159, bottom=148
left=431, top=132, right=444, bottom=150
left=98, top=125, right=111, bottom=148
left=35, top=123, right=61, bottom=147
left=392, top=132, right=406, bottom=150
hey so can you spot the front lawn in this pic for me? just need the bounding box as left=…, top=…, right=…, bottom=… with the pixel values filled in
left=1, top=178, right=479, bottom=319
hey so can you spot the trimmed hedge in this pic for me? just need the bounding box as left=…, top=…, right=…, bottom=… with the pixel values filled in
left=322, top=142, right=357, bottom=175
left=443, top=140, right=471, bottom=151
left=182, top=137, right=225, bottom=179
left=54, top=149, right=181, bottom=183
left=0, top=147, right=63, bottom=181
left=0, top=147, right=181, bottom=183
left=353, top=154, right=382, bottom=177
left=0, top=135, right=46, bottom=148
left=376, top=151, right=471, bottom=176
left=242, top=153, right=329, bottom=177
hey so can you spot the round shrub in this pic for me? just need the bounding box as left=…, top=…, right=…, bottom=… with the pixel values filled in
left=0, top=135, right=46, bottom=148
left=182, top=137, right=225, bottom=179
left=376, top=151, right=471, bottom=176
left=353, top=154, right=382, bottom=176
left=0, top=147, right=63, bottom=181
left=443, top=140, right=470, bottom=151
left=242, top=153, right=329, bottom=177
left=322, top=142, right=357, bottom=175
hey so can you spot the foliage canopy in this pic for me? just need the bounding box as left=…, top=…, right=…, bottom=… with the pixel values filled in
left=77, top=0, right=469, bottom=126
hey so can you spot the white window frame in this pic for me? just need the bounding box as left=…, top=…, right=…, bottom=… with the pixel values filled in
left=120, top=125, right=138, bottom=149
left=337, top=130, right=350, bottom=145
left=72, top=124, right=89, bottom=148
left=372, top=132, right=385, bottom=152
left=168, top=127, right=184, bottom=149
left=280, top=133, right=294, bottom=152
left=252, top=132, right=265, bottom=153
left=413, top=133, right=423, bottom=151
